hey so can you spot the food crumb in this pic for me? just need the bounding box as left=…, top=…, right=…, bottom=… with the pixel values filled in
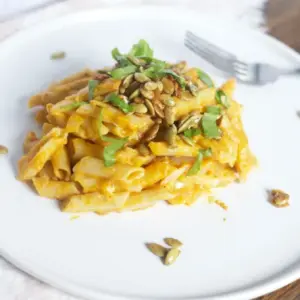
left=215, top=200, right=228, bottom=211
left=70, top=215, right=80, bottom=221
left=270, top=189, right=289, bottom=208
left=50, top=51, right=66, bottom=60
left=208, top=196, right=216, bottom=204
left=223, top=218, right=227, bottom=222
left=0, top=145, right=8, bottom=155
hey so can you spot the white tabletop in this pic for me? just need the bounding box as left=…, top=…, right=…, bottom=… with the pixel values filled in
left=0, top=0, right=266, bottom=299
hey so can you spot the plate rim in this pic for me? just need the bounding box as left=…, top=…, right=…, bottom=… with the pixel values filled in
left=1, top=5, right=300, bottom=300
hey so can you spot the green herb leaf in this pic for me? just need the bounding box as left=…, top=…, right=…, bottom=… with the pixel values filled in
left=106, top=93, right=134, bottom=114
left=183, top=128, right=201, bottom=138
left=97, top=110, right=128, bottom=167
left=201, top=113, right=221, bottom=139
left=60, top=101, right=87, bottom=111
left=129, top=39, right=153, bottom=58
left=216, top=90, right=230, bottom=108
left=159, top=70, right=186, bottom=88
left=111, top=48, right=132, bottom=67
left=206, top=105, right=221, bottom=115
left=196, top=69, right=214, bottom=87
left=187, top=148, right=212, bottom=176
left=109, top=65, right=137, bottom=79
left=88, top=80, right=99, bottom=101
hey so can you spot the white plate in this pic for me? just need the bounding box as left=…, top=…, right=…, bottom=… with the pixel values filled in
left=0, top=6, right=300, bottom=300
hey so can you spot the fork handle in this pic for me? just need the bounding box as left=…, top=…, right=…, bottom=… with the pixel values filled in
left=284, top=68, right=300, bottom=75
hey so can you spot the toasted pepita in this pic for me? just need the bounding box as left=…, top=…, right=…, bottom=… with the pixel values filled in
left=156, top=81, right=164, bottom=92
left=140, top=88, right=154, bottom=100
left=121, top=74, right=134, bottom=89
left=144, top=81, right=158, bottom=91
left=164, top=248, right=181, bottom=265
left=132, top=103, right=148, bottom=114
left=162, top=77, right=175, bottom=94
left=162, top=97, right=175, bottom=107
left=127, top=55, right=145, bottom=66
left=143, top=124, right=160, bottom=142
left=180, top=134, right=194, bottom=146
left=181, top=90, right=195, bottom=101
left=0, top=145, right=8, bottom=155
left=187, top=81, right=199, bottom=96
left=164, top=238, right=183, bottom=248
left=164, top=106, right=175, bottom=125
left=165, top=125, right=177, bottom=146
left=134, top=72, right=150, bottom=83
left=177, top=114, right=202, bottom=133
left=129, top=89, right=140, bottom=100
left=146, top=243, right=167, bottom=257
left=144, top=99, right=155, bottom=116
left=154, top=103, right=165, bottom=119
left=138, top=144, right=151, bottom=156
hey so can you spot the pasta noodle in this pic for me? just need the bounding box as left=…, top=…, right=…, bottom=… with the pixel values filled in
left=17, top=40, right=256, bottom=212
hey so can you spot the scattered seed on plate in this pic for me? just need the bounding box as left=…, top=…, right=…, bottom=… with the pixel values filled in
left=50, top=51, right=66, bottom=60
left=164, top=237, right=183, bottom=248
left=270, top=189, right=289, bottom=208
left=146, top=243, right=167, bottom=257
left=164, top=248, right=181, bottom=266
left=0, top=145, right=8, bottom=155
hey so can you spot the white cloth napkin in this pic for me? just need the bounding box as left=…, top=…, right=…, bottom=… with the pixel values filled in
left=0, top=0, right=266, bottom=299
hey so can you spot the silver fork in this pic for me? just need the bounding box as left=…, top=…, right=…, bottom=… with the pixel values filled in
left=185, top=31, right=300, bottom=85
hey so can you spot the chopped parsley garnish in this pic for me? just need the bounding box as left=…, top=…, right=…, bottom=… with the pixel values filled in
left=109, top=65, right=137, bottom=79
left=216, top=90, right=230, bottom=108
left=201, top=113, right=221, bottom=139
left=187, top=148, right=212, bottom=176
left=196, top=69, right=214, bottom=87
left=106, top=93, right=134, bottom=114
left=97, top=110, right=128, bottom=167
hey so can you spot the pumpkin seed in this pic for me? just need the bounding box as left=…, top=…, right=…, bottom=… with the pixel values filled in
left=187, top=81, right=199, bottom=96
left=50, top=51, right=65, bottom=60
left=133, top=97, right=144, bottom=104
left=162, top=97, right=175, bottom=107
left=140, top=88, right=154, bottom=100
left=146, top=243, right=167, bottom=258
left=164, top=248, right=181, bottom=265
left=132, top=103, right=148, bottom=114
left=156, top=81, right=164, bottom=92
left=143, top=123, right=160, bottom=142
left=162, top=77, right=175, bottom=94
left=144, top=81, right=158, bottom=91
left=119, top=87, right=126, bottom=94
left=164, top=238, right=183, bottom=248
left=138, top=144, right=151, bottom=156
left=165, top=125, right=177, bottom=146
left=134, top=72, right=150, bottom=83
left=0, top=145, right=8, bottom=155
left=127, top=55, right=145, bottom=66
left=180, top=134, right=194, bottom=146
left=164, top=106, right=175, bottom=125
left=144, top=99, right=155, bottom=116
left=173, top=61, right=187, bottom=73
left=178, top=114, right=202, bottom=133
left=154, top=103, right=165, bottom=119
left=125, top=81, right=140, bottom=97
left=121, top=74, right=134, bottom=89
left=129, top=88, right=140, bottom=100
left=181, top=90, right=195, bottom=101
left=154, top=118, right=162, bottom=124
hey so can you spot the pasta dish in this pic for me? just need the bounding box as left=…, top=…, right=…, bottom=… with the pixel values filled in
left=17, top=40, right=257, bottom=214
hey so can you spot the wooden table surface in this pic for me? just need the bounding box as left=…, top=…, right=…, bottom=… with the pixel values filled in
left=255, top=0, right=300, bottom=299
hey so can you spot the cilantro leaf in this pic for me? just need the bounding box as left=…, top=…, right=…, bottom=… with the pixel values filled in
left=111, top=48, right=132, bottom=67
left=183, top=128, right=201, bottom=138
left=187, top=148, right=212, bottom=176
left=60, top=101, right=87, bottom=111
left=206, top=105, right=221, bottom=115
left=106, top=93, right=134, bottom=114
left=201, top=113, right=221, bottom=139
left=109, top=65, right=137, bottom=79
left=196, top=69, right=214, bottom=87
left=88, top=80, right=99, bottom=101
left=159, top=70, right=186, bottom=88
left=216, top=90, right=230, bottom=108
left=97, top=110, right=128, bottom=167
left=129, top=39, right=153, bottom=58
